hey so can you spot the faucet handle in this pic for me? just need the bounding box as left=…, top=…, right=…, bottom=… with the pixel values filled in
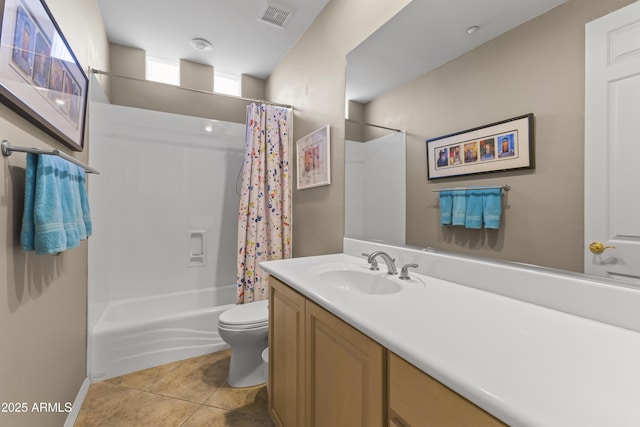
left=399, top=264, right=419, bottom=280
left=362, top=253, right=379, bottom=271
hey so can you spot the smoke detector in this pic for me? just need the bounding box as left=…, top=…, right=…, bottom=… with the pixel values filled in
left=258, top=3, right=293, bottom=29
left=190, top=38, right=213, bottom=51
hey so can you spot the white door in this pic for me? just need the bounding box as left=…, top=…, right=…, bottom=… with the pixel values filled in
left=584, top=1, right=640, bottom=282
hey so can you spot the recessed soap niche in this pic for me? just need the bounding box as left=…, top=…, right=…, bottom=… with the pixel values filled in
left=187, top=230, right=207, bottom=267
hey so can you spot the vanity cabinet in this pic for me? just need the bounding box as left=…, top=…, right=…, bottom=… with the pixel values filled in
left=388, top=352, right=506, bottom=427
left=305, top=297, right=386, bottom=427
left=268, top=276, right=306, bottom=427
left=268, top=276, right=386, bottom=427
left=269, top=276, right=505, bottom=427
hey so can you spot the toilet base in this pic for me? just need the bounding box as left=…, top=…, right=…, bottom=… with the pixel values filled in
left=227, top=338, right=268, bottom=387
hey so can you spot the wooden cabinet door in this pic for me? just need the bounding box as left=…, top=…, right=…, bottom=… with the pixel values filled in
left=305, top=299, right=386, bottom=427
left=269, top=277, right=306, bottom=427
left=389, top=352, right=506, bottom=427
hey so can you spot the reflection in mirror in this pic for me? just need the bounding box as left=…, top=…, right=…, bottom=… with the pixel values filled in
left=345, top=128, right=405, bottom=245
left=343, top=0, right=608, bottom=276
left=344, top=0, right=568, bottom=104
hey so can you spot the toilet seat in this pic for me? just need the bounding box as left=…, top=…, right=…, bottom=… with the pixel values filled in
left=218, top=300, right=268, bottom=330
left=218, top=320, right=268, bottom=331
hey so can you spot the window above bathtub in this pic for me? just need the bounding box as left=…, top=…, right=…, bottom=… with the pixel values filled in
left=146, top=56, right=179, bottom=86
left=214, top=72, right=240, bottom=96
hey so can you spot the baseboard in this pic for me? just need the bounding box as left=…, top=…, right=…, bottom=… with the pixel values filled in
left=64, top=377, right=91, bottom=427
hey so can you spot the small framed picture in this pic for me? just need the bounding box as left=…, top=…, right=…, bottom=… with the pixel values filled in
left=426, top=113, right=534, bottom=179
left=296, top=125, right=330, bottom=190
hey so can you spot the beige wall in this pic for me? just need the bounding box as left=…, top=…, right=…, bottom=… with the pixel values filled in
left=266, top=0, right=412, bottom=257
left=267, top=0, right=636, bottom=268
left=241, top=74, right=266, bottom=101
left=109, top=43, right=145, bottom=81
left=180, top=59, right=214, bottom=92
left=366, top=0, right=632, bottom=271
left=0, top=1, right=109, bottom=426
left=108, top=43, right=265, bottom=124
left=361, top=0, right=637, bottom=273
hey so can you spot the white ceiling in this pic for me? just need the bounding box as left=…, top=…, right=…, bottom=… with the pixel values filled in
left=97, top=0, right=567, bottom=101
left=96, top=0, right=330, bottom=79
left=346, top=0, right=567, bottom=103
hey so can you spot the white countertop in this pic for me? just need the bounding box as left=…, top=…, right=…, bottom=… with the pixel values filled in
left=260, top=253, right=640, bottom=427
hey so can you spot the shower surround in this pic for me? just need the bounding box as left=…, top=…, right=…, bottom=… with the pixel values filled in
left=88, top=102, right=244, bottom=379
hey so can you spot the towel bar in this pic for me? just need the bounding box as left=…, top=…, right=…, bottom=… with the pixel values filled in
left=432, top=185, right=509, bottom=193
left=1, top=140, right=99, bottom=174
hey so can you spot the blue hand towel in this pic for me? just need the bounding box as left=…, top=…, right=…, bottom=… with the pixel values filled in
left=20, top=153, right=39, bottom=251
left=77, top=168, right=92, bottom=236
left=465, top=190, right=483, bottom=229
left=21, top=153, right=92, bottom=254
left=439, top=190, right=453, bottom=225
left=483, top=188, right=502, bottom=229
left=451, top=190, right=467, bottom=226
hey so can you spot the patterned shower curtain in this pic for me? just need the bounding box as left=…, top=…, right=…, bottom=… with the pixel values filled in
left=237, top=103, right=292, bottom=303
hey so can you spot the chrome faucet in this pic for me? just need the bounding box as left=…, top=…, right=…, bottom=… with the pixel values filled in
left=366, top=251, right=398, bottom=275
left=361, top=253, right=379, bottom=270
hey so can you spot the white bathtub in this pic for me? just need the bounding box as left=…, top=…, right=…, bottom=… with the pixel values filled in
left=90, top=285, right=236, bottom=380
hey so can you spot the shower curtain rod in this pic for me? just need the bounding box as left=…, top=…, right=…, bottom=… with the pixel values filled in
left=345, top=119, right=404, bottom=133
left=90, top=68, right=293, bottom=109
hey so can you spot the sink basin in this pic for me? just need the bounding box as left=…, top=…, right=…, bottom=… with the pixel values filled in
left=318, top=269, right=403, bottom=295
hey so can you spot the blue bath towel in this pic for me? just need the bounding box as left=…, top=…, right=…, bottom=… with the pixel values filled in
left=439, top=190, right=453, bottom=225
left=451, top=190, right=467, bottom=226
left=78, top=171, right=92, bottom=236
left=483, top=188, right=502, bottom=229
left=465, top=190, right=483, bottom=229
left=20, top=153, right=39, bottom=251
left=21, top=153, right=92, bottom=254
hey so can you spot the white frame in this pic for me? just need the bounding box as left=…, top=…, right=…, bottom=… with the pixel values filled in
left=296, top=124, right=331, bottom=190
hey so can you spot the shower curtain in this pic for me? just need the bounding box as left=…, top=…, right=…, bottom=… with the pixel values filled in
left=237, top=103, right=292, bottom=303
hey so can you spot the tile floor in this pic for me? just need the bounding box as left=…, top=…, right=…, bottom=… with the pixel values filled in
left=75, top=349, right=274, bottom=427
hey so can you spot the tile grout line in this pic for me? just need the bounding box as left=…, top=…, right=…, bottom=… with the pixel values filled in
left=82, top=382, right=271, bottom=426
left=117, top=386, right=221, bottom=406
left=81, top=350, right=273, bottom=426
left=179, top=403, right=203, bottom=427
left=82, top=383, right=140, bottom=427
left=103, top=357, right=225, bottom=406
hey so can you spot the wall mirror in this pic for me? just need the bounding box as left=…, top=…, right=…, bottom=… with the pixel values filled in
left=341, top=0, right=640, bottom=283
left=344, top=125, right=406, bottom=245
left=344, top=0, right=566, bottom=245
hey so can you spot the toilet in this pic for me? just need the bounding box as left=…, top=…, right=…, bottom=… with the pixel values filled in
left=217, top=300, right=269, bottom=387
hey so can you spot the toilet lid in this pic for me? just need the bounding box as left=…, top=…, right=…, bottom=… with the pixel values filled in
left=219, top=300, right=269, bottom=327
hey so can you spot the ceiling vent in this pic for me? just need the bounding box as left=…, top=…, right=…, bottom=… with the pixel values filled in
left=259, top=4, right=292, bottom=28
